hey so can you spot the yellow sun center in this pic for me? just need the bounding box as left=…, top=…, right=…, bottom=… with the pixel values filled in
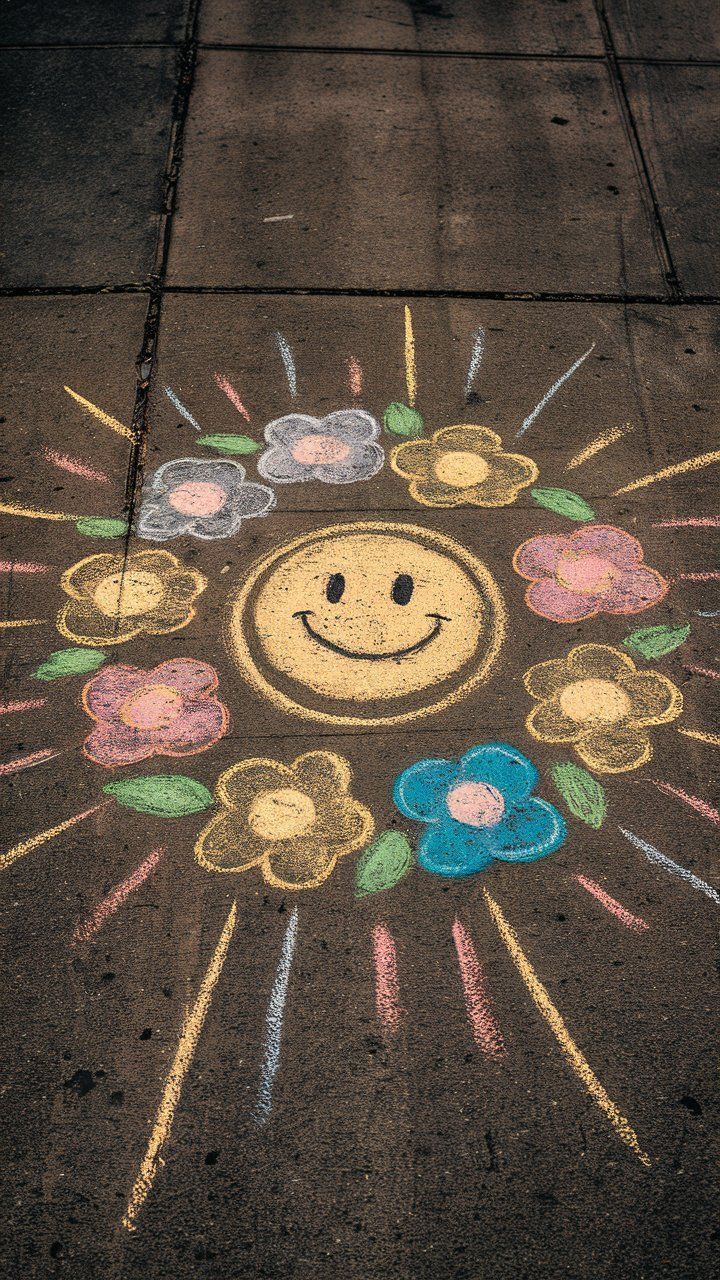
left=558, top=678, right=632, bottom=725
left=434, top=450, right=491, bottom=488
left=247, top=787, right=317, bottom=841
left=93, top=570, right=165, bottom=618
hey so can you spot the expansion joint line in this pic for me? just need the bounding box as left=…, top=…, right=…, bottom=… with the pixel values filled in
left=592, top=0, right=682, bottom=300
left=113, top=0, right=203, bottom=638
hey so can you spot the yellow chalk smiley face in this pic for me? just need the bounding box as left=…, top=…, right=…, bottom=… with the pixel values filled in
left=228, top=521, right=505, bottom=727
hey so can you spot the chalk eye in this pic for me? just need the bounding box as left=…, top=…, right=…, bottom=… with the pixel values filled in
left=326, top=573, right=345, bottom=603
left=392, top=573, right=414, bottom=605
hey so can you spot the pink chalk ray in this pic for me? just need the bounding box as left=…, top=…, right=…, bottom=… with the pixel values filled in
left=372, top=922, right=402, bottom=1036
left=452, top=918, right=505, bottom=1056
left=574, top=874, right=649, bottom=932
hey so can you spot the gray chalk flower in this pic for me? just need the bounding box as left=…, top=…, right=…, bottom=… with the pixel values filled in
left=136, top=457, right=276, bottom=542
left=257, top=409, right=384, bottom=485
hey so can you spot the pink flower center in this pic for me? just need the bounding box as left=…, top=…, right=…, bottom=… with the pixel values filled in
left=168, top=480, right=227, bottom=517
left=120, top=683, right=183, bottom=731
left=556, top=552, right=615, bottom=594
left=291, top=434, right=351, bottom=465
left=446, top=781, right=505, bottom=828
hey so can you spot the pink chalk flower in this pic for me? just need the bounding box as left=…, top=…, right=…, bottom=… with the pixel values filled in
left=82, top=658, right=228, bottom=767
left=513, top=524, right=668, bottom=623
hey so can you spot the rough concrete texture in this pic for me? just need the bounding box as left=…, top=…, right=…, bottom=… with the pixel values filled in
left=1, top=3, right=719, bottom=1279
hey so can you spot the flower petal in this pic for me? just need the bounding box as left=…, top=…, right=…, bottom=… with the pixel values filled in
left=83, top=722, right=155, bottom=767
left=142, top=600, right=198, bottom=636
left=158, top=697, right=228, bottom=755
left=60, top=553, right=118, bottom=601
left=148, top=457, right=230, bottom=491
left=148, top=658, right=219, bottom=695
left=407, top=477, right=468, bottom=508
left=257, top=445, right=310, bottom=484
left=136, top=498, right=190, bottom=542
left=195, top=812, right=266, bottom=873
left=264, top=414, right=319, bottom=447
left=324, top=409, right=380, bottom=442
left=127, top=549, right=188, bottom=577
left=513, top=534, right=570, bottom=581
left=603, top=566, right=669, bottom=614
left=312, top=441, right=384, bottom=484
left=393, top=757, right=457, bottom=820
left=292, top=750, right=352, bottom=798
left=575, top=728, right=652, bottom=774
left=389, top=439, right=433, bottom=479
left=523, top=656, right=573, bottom=700
left=458, top=742, right=538, bottom=802
left=216, top=757, right=292, bottom=812
left=568, top=643, right=637, bottom=681
left=480, top=450, right=539, bottom=498
left=417, top=820, right=494, bottom=878
left=526, top=699, right=583, bottom=744
left=57, top=600, right=142, bottom=647
left=434, top=424, right=502, bottom=453
left=312, top=797, right=374, bottom=853
left=82, top=664, right=146, bottom=717
left=184, top=506, right=248, bottom=540
left=526, top=579, right=601, bottom=622
left=570, top=524, right=643, bottom=565
left=489, top=797, right=566, bottom=862
left=263, top=840, right=338, bottom=891
left=622, top=672, right=683, bottom=725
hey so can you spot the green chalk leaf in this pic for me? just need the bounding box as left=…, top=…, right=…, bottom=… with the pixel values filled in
left=549, top=761, right=607, bottom=829
left=355, top=830, right=413, bottom=898
left=33, top=647, right=107, bottom=681
left=623, top=623, right=691, bottom=661
left=198, top=434, right=260, bottom=455
left=383, top=402, right=424, bottom=439
left=103, top=774, right=213, bottom=818
left=76, top=517, right=128, bottom=539
left=531, top=487, right=596, bottom=522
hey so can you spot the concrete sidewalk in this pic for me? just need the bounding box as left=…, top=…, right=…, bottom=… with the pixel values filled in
left=1, top=3, right=719, bottom=1278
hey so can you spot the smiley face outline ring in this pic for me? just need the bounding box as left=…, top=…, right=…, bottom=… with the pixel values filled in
left=226, top=520, right=506, bottom=728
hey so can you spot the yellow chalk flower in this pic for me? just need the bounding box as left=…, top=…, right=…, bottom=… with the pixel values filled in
left=58, top=550, right=207, bottom=647
left=196, top=750, right=374, bottom=890
left=390, top=425, right=538, bottom=508
left=524, top=643, right=682, bottom=774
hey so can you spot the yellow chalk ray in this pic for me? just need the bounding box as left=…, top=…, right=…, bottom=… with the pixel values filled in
left=0, top=618, right=47, bottom=629
left=64, top=385, right=134, bottom=441
left=404, top=305, right=417, bottom=407
left=565, top=422, right=633, bottom=471
left=0, top=501, right=76, bottom=522
left=484, top=890, right=651, bottom=1167
left=1, top=801, right=108, bottom=871
left=613, top=448, right=720, bottom=496
left=122, top=901, right=238, bottom=1232
left=679, top=728, right=720, bottom=748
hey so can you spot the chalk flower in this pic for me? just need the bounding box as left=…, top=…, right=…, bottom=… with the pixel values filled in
left=393, top=742, right=566, bottom=878
left=136, top=457, right=275, bottom=541
left=524, top=643, right=683, bottom=774
left=195, top=750, right=374, bottom=890
left=257, top=410, right=383, bottom=485
left=514, top=524, right=668, bottom=622
left=82, top=658, right=228, bottom=767
left=390, top=425, right=538, bottom=508
left=58, top=550, right=207, bottom=647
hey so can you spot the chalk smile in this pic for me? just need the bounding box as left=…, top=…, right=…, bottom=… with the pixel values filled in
left=293, top=610, right=450, bottom=661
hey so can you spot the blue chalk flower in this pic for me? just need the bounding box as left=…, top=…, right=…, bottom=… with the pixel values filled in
left=393, top=742, right=566, bottom=878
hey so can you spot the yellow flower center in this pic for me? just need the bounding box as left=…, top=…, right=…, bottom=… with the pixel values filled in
left=119, top=684, right=183, bottom=730
left=93, top=570, right=165, bottom=618
left=247, top=787, right=317, bottom=841
left=558, top=678, right=632, bottom=725
left=434, top=450, right=491, bottom=488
